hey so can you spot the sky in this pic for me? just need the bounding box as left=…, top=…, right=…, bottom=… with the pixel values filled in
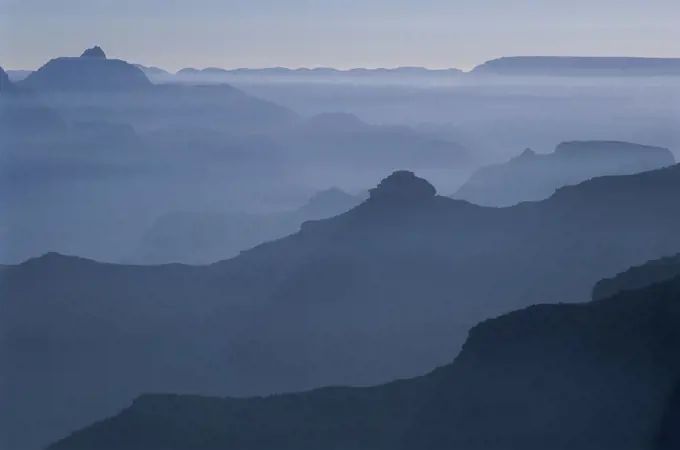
left=1, top=0, right=679, bottom=71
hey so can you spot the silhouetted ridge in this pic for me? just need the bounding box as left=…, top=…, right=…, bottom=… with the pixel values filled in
left=401, top=275, right=680, bottom=450
left=368, top=170, right=436, bottom=203
left=8, top=164, right=680, bottom=450
left=472, top=56, right=680, bottom=76
left=593, top=253, right=680, bottom=301
left=555, top=140, right=674, bottom=160
left=80, top=46, right=106, bottom=58
left=23, top=252, right=91, bottom=265
left=20, top=47, right=152, bottom=91
left=46, top=269, right=680, bottom=450
left=455, top=141, right=675, bottom=206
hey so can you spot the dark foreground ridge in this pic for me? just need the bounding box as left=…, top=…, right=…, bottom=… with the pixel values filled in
left=49, top=256, right=680, bottom=450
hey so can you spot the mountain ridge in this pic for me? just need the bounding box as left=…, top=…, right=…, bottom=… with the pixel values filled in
left=47, top=260, right=680, bottom=450
left=454, top=140, right=675, bottom=206
left=19, top=48, right=153, bottom=91
left=5, top=166, right=680, bottom=450
left=472, top=56, right=680, bottom=76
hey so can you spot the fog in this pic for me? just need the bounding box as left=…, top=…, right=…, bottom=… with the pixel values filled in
left=3, top=64, right=679, bottom=264
left=2, top=52, right=680, bottom=450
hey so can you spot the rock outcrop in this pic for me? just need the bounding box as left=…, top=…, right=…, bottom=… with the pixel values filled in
left=368, top=170, right=437, bottom=203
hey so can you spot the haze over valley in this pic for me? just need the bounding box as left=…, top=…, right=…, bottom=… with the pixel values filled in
left=1, top=24, right=680, bottom=450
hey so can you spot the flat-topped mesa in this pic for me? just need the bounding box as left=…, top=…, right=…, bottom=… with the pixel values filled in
left=369, top=170, right=437, bottom=204
left=80, top=46, right=107, bottom=59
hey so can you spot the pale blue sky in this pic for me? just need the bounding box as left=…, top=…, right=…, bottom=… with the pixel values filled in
left=1, top=0, right=679, bottom=70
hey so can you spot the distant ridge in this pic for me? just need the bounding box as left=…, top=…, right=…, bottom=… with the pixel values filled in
left=135, top=66, right=465, bottom=82
left=472, top=56, right=680, bottom=76
left=20, top=46, right=153, bottom=91
left=454, top=140, right=676, bottom=206
left=15, top=56, right=680, bottom=82
left=175, top=66, right=463, bottom=76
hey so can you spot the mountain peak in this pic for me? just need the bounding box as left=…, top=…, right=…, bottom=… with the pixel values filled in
left=80, top=46, right=107, bottom=59
left=369, top=171, right=437, bottom=203
left=20, top=50, right=152, bottom=91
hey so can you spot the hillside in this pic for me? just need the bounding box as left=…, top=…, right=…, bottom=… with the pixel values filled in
left=48, top=261, right=680, bottom=450
left=454, top=141, right=675, bottom=206
left=4, top=166, right=680, bottom=449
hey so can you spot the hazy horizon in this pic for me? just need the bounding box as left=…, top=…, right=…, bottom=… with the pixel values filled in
left=2, top=0, right=679, bottom=71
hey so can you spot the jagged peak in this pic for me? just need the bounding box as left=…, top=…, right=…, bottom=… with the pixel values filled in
left=80, top=46, right=107, bottom=59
